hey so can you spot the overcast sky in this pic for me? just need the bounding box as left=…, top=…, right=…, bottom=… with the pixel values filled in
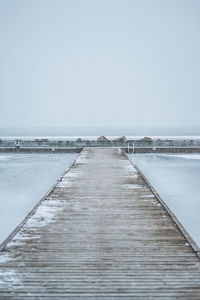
left=0, top=0, right=200, bottom=128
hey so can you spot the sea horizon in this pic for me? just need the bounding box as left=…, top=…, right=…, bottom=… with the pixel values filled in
left=0, top=126, right=200, bottom=140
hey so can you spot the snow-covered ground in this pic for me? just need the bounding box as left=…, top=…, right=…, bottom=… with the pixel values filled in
left=0, top=153, right=77, bottom=244
left=128, top=153, right=200, bottom=247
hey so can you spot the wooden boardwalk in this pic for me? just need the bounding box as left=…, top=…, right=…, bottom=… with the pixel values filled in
left=0, top=148, right=200, bottom=299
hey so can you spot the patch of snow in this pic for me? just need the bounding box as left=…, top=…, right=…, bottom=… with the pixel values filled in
left=25, top=200, right=63, bottom=229
left=57, top=170, right=82, bottom=188
left=63, top=171, right=82, bottom=179
left=56, top=182, right=71, bottom=188
left=131, top=174, right=138, bottom=179
left=125, top=164, right=138, bottom=180
left=7, top=231, right=41, bottom=247
left=118, top=148, right=122, bottom=154
left=123, top=184, right=143, bottom=189
left=125, top=163, right=136, bottom=171
left=173, top=154, right=200, bottom=160
left=0, top=253, right=13, bottom=264
left=42, top=199, right=63, bottom=206
left=141, top=194, right=154, bottom=198
left=0, top=270, right=20, bottom=285
left=0, top=156, right=11, bottom=161
left=14, top=233, right=40, bottom=240
left=76, top=157, right=88, bottom=164
left=76, top=151, right=88, bottom=165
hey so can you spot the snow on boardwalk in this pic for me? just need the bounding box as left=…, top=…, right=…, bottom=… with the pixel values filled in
left=0, top=148, right=200, bottom=299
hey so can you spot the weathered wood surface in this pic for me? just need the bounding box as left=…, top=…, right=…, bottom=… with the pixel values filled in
left=0, top=148, right=200, bottom=299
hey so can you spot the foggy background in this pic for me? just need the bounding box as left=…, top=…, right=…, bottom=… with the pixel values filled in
left=0, top=0, right=200, bottom=130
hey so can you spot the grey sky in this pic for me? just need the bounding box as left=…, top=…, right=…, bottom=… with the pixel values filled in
left=0, top=0, right=200, bottom=128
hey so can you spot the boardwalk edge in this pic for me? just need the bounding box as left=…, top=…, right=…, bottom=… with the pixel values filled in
left=123, top=150, right=200, bottom=260
left=0, top=150, right=83, bottom=252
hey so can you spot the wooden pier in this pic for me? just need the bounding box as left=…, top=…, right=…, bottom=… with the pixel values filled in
left=0, top=148, right=200, bottom=299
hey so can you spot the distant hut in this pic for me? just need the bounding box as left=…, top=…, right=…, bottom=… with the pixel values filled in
left=76, top=138, right=82, bottom=142
left=140, top=136, right=152, bottom=142
left=97, top=136, right=109, bottom=142
left=156, top=138, right=162, bottom=145
left=86, top=140, right=91, bottom=146
left=15, top=139, right=22, bottom=148
left=114, top=136, right=126, bottom=142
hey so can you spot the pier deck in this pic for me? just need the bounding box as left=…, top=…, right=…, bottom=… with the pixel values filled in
left=0, top=148, right=200, bottom=299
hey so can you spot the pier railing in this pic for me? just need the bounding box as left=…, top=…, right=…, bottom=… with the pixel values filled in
left=0, top=139, right=200, bottom=153
left=0, top=139, right=200, bottom=147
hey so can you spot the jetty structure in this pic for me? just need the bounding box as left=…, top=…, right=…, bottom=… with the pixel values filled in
left=1, top=136, right=200, bottom=153
left=0, top=148, right=200, bottom=299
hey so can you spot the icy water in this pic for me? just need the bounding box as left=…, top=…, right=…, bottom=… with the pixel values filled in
left=128, top=154, right=200, bottom=247
left=0, top=153, right=77, bottom=244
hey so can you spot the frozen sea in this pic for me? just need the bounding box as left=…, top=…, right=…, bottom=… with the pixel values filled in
left=1, top=125, right=200, bottom=140
left=128, top=153, right=200, bottom=247
left=0, top=153, right=77, bottom=244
